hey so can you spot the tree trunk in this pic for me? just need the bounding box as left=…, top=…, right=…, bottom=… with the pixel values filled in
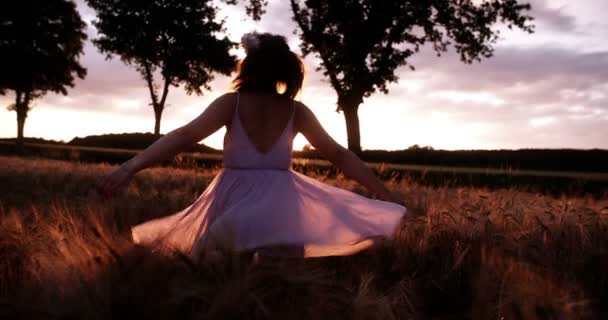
left=17, top=112, right=25, bottom=143
left=342, top=104, right=362, bottom=154
left=143, top=63, right=171, bottom=136
left=16, top=112, right=26, bottom=154
left=154, top=77, right=170, bottom=136
left=14, top=91, right=29, bottom=153
left=154, top=108, right=162, bottom=136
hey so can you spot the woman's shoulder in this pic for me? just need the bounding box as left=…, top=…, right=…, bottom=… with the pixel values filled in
left=215, top=92, right=239, bottom=104
left=293, top=100, right=318, bottom=131
left=294, top=100, right=313, bottom=117
left=203, top=93, right=238, bottom=122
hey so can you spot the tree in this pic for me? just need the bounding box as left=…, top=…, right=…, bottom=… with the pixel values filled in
left=223, top=0, right=267, bottom=20
left=407, top=144, right=434, bottom=151
left=0, top=0, right=87, bottom=149
left=232, top=0, right=534, bottom=153
left=86, top=0, right=236, bottom=135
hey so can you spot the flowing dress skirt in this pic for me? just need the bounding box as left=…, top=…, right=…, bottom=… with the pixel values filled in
left=132, top=168, right=407, bottom=258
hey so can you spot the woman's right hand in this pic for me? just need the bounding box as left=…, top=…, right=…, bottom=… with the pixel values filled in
left=96, top=163, right=135, bottom=199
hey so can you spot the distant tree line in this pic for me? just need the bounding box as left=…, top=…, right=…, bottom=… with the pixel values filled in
left=67, top=133, right=220, bottom=154
left=295, top=148, right=608, bottom=173
left=367, top=149, right=608, bottom=173
left=2, top=133, right=606, bottom=173
left=1, top=137, right=606, bottom=197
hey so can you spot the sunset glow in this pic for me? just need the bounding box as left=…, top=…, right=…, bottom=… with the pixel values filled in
left=1, top=0, right=607, bottom=150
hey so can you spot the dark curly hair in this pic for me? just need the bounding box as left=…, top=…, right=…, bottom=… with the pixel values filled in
left=232, top=33, right=305, bottom=99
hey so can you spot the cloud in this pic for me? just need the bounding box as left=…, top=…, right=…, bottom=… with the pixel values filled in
left=357, top=45, right=607, bottom=148
left=528, top=0, right=578, bottom=32
left=410, top=46, right=608, bottom=86
left=401, top=46, right=608, bottom=118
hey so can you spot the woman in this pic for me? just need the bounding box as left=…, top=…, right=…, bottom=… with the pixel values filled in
left=97, top=32, right=407, bottom=259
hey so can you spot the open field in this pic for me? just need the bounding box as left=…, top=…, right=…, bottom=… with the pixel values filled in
left=1, top=155, right=608, bottom=319
left=2, top=141, right=607, bottom=197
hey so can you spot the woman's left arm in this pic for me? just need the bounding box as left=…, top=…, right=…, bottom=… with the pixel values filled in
left=97, top=93, right=235, bottom=197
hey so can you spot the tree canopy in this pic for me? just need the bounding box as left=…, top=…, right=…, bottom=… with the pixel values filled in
left=0, top=0, right=87, bottom=148
left=86, top=0, right=236, bottom=135
left=231, top=0, right=535, bottom=153
left=223, top=0, right=267, bottom=21
left=292, top=0, right=534, bottom=97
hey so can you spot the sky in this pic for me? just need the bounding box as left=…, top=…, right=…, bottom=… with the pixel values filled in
left=1, top=0, right=607, bottom=151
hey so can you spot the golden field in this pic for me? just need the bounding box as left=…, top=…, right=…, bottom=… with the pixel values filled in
left=1, top=155, right=607, bottom=319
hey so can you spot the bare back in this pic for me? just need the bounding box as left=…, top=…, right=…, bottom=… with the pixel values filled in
left=176, top=90, right=345, bottom=170
left=230, top=92, right=297, bottom=155
left=222, top=92, right=296, bottom=170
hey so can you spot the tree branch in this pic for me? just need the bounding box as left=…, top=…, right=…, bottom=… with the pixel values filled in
left=15, top=90, right=23, bottom=109
left=159, top=76, right=171, bottom=109
left=23, top=91, right=31, bottom=111
left=158, top=35, right=172, bottom=109
left=289, top=0, right=343, bottom=95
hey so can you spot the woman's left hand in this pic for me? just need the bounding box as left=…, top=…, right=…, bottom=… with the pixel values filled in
left=378, top=189, right=405, bottom=206
left=96, top=163, right=135, bottom=199
left=386, top=191, right=405, bottom=206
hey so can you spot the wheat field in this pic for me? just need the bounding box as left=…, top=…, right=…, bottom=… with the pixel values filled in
left=1, top=155, right=607, bottom=319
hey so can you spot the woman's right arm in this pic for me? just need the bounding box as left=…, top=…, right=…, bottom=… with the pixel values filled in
left=97, top=93, right=236, bottom=198
left=119, top=93, right=236, bottom=174
left=295, top=102, right=403, bottom=204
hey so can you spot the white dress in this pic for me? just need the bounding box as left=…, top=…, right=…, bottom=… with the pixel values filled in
left=132, top=95, right=407, bottom=258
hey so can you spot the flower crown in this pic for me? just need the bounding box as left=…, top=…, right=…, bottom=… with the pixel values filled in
left=241, top=32, right=260, bottom=54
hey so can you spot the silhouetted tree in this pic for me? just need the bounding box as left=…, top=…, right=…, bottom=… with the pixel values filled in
left=86, top=0, right=236, bottom=135
left=0, top=0, right=87, bottom=150
left=223, top=0, right=267, bottom=20
left=232, top=0, right=534, bottom=153
left=407, top=144, right=434, bottom=151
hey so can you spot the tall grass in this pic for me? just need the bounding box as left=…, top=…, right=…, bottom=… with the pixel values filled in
left=1, top=155, right=607, bottom=319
